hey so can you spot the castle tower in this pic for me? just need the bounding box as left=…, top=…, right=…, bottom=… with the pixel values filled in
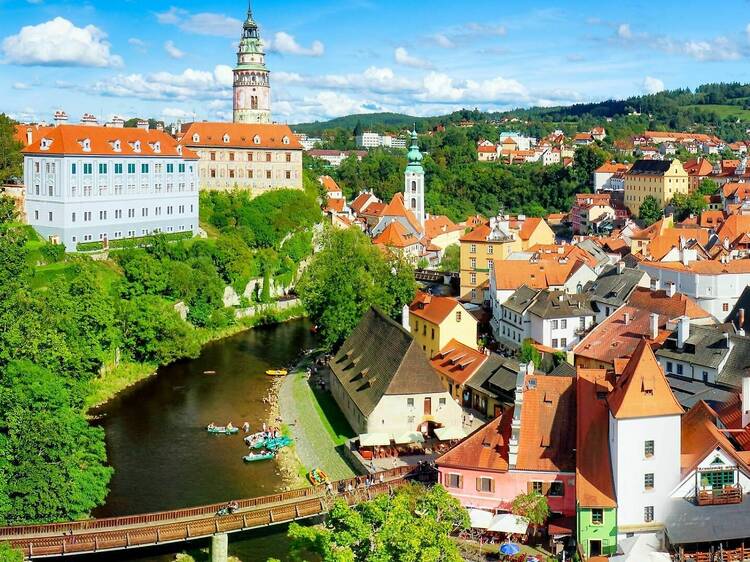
left=404, top=128, right=425, bottom=228
left=233, top=2, right=271, bottom=124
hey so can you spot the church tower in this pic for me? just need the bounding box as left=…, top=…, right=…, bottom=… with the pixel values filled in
left=233, top=2, right=271, bottom=124
left=404, top=128, right=425, bottom=228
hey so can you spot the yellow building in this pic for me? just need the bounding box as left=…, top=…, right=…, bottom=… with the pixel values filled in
left=408, top=292, right=477, bottom=359
left=623, top=159, right=688, bottom=213
left=459, top=215, right=555, bottom=303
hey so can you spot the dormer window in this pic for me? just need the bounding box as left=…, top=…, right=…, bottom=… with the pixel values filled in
left=176, top=145, right=183, bottom=156
left=112, top=140, right=121, bottom=152
left=282, top=136, right=290, bottom=145
left=192, top=134, right=200, bottom=143
left=40, top=138, right=52, bottom=151
left=153, top=142, right=161, bottom=153
left=132, top=141, right=141, bottom=153
left=81, top=138, right=91, bottom=152
left=223, top=134, right=230, bottom=144
left=254, top=135, right=261, bottom=145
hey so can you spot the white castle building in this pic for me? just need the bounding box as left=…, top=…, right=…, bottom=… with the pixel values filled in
left=233, top=2, right=271, bottom=124
left=23, top=120, right=199, bottom=251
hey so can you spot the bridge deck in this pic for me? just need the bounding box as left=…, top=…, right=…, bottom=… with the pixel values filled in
left=1, top=467, right=416, bottom=559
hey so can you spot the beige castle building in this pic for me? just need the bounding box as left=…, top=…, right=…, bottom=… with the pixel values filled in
left=180, top=122, right=303, bottom=194
left=624, top=159, right=688, bottom=212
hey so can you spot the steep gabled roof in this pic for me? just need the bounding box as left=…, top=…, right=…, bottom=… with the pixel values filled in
left=430, top=340, right=487, bottom=385
left=628, top=287, right=712, bottom=321
left=607, top=340, right=683, bottom=419
left=409, top=292, right=462, bottom=325
left=436, top=413, right=511, bottom=473
left=372, top=221, right=420, bottom=249
left=381, top=193, right=422, bottom=234
left=329, top=307, right=445, bottom=417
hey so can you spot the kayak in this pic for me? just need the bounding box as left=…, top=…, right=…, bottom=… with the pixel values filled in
left=251, top=436, right=293, bottom=450
left=207, top=426, right=239, bottom=435
left=243, top=451, right=275, bottom=462
left=266, top=369, right=288, bottom=377
left=307, top=468, right=329, bottom=485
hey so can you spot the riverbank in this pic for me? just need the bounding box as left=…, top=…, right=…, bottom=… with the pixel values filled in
left=85, top=302, right=306, bottom=412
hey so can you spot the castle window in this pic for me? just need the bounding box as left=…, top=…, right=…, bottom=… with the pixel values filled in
left=283, top=136, right=290, bottom=145
left=411, top=198, right=417, bottom=209
left=412, top=180, right=417, bottom=192
left=223, top=134, right=230, bottom=144
left=192, top=134, right=200, bottom=143
left=254, top=135, right=261, bottom=145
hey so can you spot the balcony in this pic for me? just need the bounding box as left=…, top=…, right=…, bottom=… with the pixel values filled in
left=697, top=484, right=743, bottom=506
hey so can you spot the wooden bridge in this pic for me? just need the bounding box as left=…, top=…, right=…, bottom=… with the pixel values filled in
left=0, top=466, right=420, bottom=559
left=414, top=269, right=459, bottom=283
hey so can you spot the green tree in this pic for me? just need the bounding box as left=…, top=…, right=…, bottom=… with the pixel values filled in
left=638, top=196, right=662, bottom=226
left=288, top=484, right=469, bottom=562
left=0, top=361, right=112, bottom=524
left=697, top=178, right=719, bottom=196
left=0, top=542, right=23, bottom=562
left=439, top=244, right=460, bottom=272
left=520, top=339, right=542, bottom=367
left=0, top=114, right=23, bottom=184
left=0, top=195, right=17, bottom=227
left=298, top=228, right=416, bottom=349
left=672, top=191, right=707, bottom=220
left=511, top=491, right=550, bottom=526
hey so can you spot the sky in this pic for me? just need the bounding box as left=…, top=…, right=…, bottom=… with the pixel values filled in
left=1, top=0, right=750, bottom=126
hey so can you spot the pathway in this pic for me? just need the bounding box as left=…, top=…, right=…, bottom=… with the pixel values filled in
left=279, top=370, right=357, bottom=481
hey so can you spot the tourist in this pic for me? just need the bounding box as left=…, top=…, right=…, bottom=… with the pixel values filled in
left=262, top=422, right=267, bottom=433
left=346, top=482, right=353, bottom=494
left=242, top=422, right=250, bottom=432
left=226, top=422, right=234, bottom=430
left=379, top=473, right=384, bottom=484
left=468, top=413, right=474, bottom=426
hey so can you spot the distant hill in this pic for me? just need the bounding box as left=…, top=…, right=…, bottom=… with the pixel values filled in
left=290, top=82, right=750, bottom=142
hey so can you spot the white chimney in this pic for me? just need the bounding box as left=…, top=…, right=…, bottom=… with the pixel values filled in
left=509, top=364, right=528, bottom=469
left=25, top=128, right=32, bottom=146
left=617, top=261, right=625, bottom=274
left=402, top=304, right=410, bottom=333
left=667, top=282, right=676, bottom=298
left=650, top=277, right=659, bottom=292
left=650, top=313, right=659, bottom=340
left=624, top=312, right=631, bottom=326
left=137, top=119, right=149, bottom=131
left=53, top=110, right=68, bottom=126
left=677, top=316, right=690, bottom=349
left=743, top=375, right=750, bottom=428
left=80, top=113, right=98, bottom=126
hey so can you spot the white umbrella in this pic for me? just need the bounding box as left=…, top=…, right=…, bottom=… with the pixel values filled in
left=487, top=513, right=529, bottom=535
left=434, top=426, right=466, bottom=441
left=468, top=508, right=494, bottom=530
left=393, top=431, right=425, bottom=444
left=358, top=433, right=392, bottom=447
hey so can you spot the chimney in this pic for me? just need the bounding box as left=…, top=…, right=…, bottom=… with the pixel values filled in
left=53, top=110, right=68, bottom=126
left=402, top=304, right=410, bottom=333
left=25, top=128, right=33, bottom=146
left=80, top=113, right=98, bottom=126
left=624, top=312, right=631, bottom=326
left=743, top=374, right=750, bottom=428
left=677, top=316, right=690, bottom=349
left=650, top=277, right=658, bottom=292
left=667, top=282, right=676, bottom=298
left=650, top=313, right=659, bottom=340
left=137, top=119, right=149, bottom=131
left=617, top=261, right=625, bottom=274
left=509, top=363, right=529, bottom=469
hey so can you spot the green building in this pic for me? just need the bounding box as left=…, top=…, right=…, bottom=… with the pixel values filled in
left=577, top=505, right=618, bottom=557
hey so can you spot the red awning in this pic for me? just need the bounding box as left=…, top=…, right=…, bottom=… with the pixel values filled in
left=547, top=515, right=574, bottom=536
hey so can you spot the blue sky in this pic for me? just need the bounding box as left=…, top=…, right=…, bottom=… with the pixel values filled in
left=1, top=0, right=750, bottom=125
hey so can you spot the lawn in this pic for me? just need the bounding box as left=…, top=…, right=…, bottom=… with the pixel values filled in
left=310, top=384, right=356, bottom=446
left=686, top=104, right=750, bottom=121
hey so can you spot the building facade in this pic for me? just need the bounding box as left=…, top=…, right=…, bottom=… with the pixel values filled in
left=624, top=159, right=689, bottom=212
left=233, top=3, right=271, bottom=124
left=180, top=122, right=302, bottom=194
left=23, top=125, right=198, bottom=251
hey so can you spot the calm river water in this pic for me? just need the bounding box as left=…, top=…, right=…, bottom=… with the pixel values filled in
left=92, top=319, right=317, bottom=562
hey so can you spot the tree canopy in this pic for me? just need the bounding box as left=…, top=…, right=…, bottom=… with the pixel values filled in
left=0, top=115, right=22, bottom=184
left=511, top=491, right=550, bottom=526
left=639, top=196, right=662, bottom=226
left=287, top=484, right=469, bottom=562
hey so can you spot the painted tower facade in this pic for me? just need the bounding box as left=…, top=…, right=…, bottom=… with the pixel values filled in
left=233, top=3, right=271, bottom=124
left=404, top=128, right=425, bottom=228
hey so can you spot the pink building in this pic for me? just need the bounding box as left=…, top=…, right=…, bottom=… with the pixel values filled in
left=436, top=368, right=576, bottom=517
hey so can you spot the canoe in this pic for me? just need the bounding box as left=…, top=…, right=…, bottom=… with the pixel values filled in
left=307, top=468, right=329, bottom=485
left=243, top=451, right=275, bottom=462
left=251, top=436, right=293, bottom=450
left=207, top=426, right=239, bottom=435
left=266, top=369, right=288, bottom=377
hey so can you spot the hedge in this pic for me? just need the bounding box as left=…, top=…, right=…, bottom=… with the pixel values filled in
left=76, top=241, right=105, bottom=252
left=109, top=231, right=194, bottom=250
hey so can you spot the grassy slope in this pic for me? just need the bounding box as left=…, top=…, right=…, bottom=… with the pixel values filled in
left=686, top=104, right=750, bottom=120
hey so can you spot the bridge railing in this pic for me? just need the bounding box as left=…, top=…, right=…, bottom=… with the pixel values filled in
left=0, top=465, right=416, bottom=539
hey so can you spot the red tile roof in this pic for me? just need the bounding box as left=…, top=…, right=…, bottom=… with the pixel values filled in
left=492, top=259, right=585, bottom=291
left=576, top=368, right=617, bottom=508
left=430, top=340, right=487, bottom=385
left=627, top=287, right=712, bottom=321
left=645, top=228, right=710, bottom=260
left=409, top=292, right=462, bottom=325
left=437, top=413, right=511, bottom=473
left=372, top=221, right=419, bottom=249
left=381, top=193, right=422, bottom=234
left=320, top=175, right=341, bottom=193
left=423, top=215, right=462, bottom=240
left=640, top=259, right=750, bottom=275
left=607, top=340, right=683, bottom=420
left=22, top=125, right=197, bottom=159
left=595, top=162, right=630, bottom=174
left=717, top=215, right=750, bottom=244
left=350, top=192, right=378, bottom=214
left=181, top=122, right=302, bottom=150
left=325, top=198, right=345, bottom=213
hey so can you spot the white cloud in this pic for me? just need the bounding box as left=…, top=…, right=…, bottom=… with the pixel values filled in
left=430, top=22, right=507, bottom=48
left=128, top=38, right=147, bottom=52
left=417, top=71, right=527, bottom=103
left=12, top=82, right=31, bottom=90
left=1, top=17, right=122, bottom=67
left=394, top=47, right=433, bottom=69
left=164, top=40, right=185, bottom=59
left=463, top=23, right=507, bottom=37
left=161, top=107, right=193, bottom=119
left=155, top=7, right=242, bottom=38
left=264, top=32, right=324, bottom=57
left=642, top=76, right=665, bottom=94
left=432, top=34, right=455, bottom=49
left=88, top=65, right=233, bottom=101
left=617, top=24, right=632, bottom=39
left=612, top=22, right=741, bottom=61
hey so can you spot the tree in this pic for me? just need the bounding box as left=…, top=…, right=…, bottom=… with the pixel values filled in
left=439, top=244, right=460, bottom=273
left=298, top=228, right=416, bottom=349
left=672, top=191, right=707, bottom=221
left=0, top=114, right=22, bottom=184
left=0, top=361, right=112, bottom=524
left=0, top=543, right=23, bottom=562
left=0, top=195, right=17, bottom=227
left=287, top=484, right=469, bottom=562
left=510, top=491, right=550, bottom=526
left=519, top=339, right=542, bottom=367
left=638, top=196, right=662, bottom=226
left=697, top=178, right=719, bottom=196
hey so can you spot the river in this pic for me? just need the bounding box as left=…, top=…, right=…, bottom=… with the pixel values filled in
left=92, top=319, right=317, bottom=562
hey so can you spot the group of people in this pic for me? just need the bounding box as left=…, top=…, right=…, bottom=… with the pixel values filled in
left=334, top=474, right=385, bottom=495
left=206, top=422, right=252, bottom=432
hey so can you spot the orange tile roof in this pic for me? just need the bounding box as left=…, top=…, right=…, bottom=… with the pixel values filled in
left=409, top=292, right=462, bottom=325
left=644, top=130, right=718, bottom=143
left=320, top=175, right=341, bottom=193
left=350, top=192, right=377, bottom=214
left=574, top=305, right=670, bottom=365
left=630, top=218, right=666, bottom=241
left=460, top=223, right=492, bottom=243
left=646, top=228, right=710, bottom=260
left=721, top=182, right=750, bottom=199
left=372, top=221, right=419, bottom=249
left=463, top=214, right=487, bottom=228
left=594, top=162, right=630, bottom=174
left=325, top=198, right=345, bottom=213
left=430, top=340, right=487, bottom=385
left=682, top=400, right=749, bottom=477
left=423, top=215, right=462, bottom=240
left=699, top=210, right=727, bottom=228
left=607, top=340, right=683, bottom=420
left=716, top=394, right=750, bottom=451
left=382, top=193, right=422, bottom=234
left=717, top=215, right=750, bottom=244
left=21, top=125, right=197, bottom=159
left=576, top=368, right=617, bottom=508
left=180, top=122, right=302, bottom=150
left=361, top=201, right=386, bottom=217
left=15, top=124, right=53, bottom=146
left=436, top=413, right=511, bottom=472
left=518, top=217, right=545, bottom=241
left=640, top=259, right=750, bottom=275
left=526, top=244, right=600, bottom=269
left=574, top=132, right=593, bottom=141
left=477, top=145, right=497, bottom=153
left=492, top=259, right=583, bottom=291
left=628, top=287, right=712, bottom=320
left=683, top=158, right=714, bottom=177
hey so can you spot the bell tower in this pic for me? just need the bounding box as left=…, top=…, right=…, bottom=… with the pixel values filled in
left=233, top=1, right=271, bottom=123
left=404, top=127, right=425, bottom=228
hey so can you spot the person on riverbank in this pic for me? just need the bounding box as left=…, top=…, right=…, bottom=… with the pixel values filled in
left=242, top=422, right=250, bottom=432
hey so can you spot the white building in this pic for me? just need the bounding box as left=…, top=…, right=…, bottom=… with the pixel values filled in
left=356, top=132, right=408, bottom=150
left=607, top=341, right=683, bottom=536
left=294, top=133, right=322, bottom=151
left=23, top=124, right=198, bottom=251
left=638, top=260, right=750, bottom=322
left=527, top=290, right=596, bottom=352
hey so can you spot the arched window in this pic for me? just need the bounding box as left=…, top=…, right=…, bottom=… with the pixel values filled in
left=411, top=180, right=417, bottom=192
left=251, top=96, right=259, bottom=110
left=411, top=198, right=417, bottom=209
